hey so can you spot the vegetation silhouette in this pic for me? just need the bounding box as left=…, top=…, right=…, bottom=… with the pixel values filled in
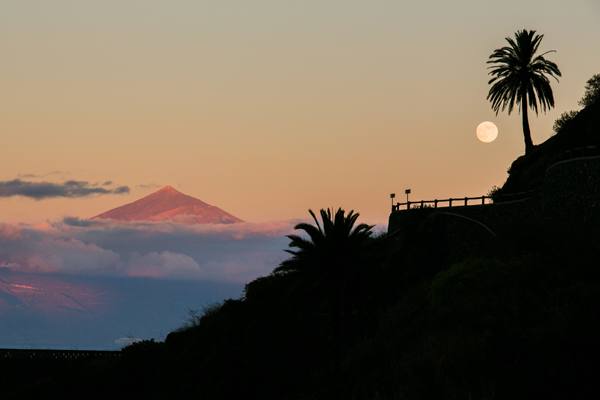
left=487, top=29, right=561, bottom=155
left=275, top=208, right=374, bottom=275
left=578, top=73, right=600, bottom=108
left=553, top=73, right=600, bottom=134
left=553, top=109, right=579, bottom=134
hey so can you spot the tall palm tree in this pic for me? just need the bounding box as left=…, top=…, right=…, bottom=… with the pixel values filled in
left=275, top=208, right=374, bottom=274
left=487, top=29, right=561, bottom=155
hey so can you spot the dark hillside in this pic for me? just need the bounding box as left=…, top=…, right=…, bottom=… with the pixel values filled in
left=500, top=100, right=600, bottom=196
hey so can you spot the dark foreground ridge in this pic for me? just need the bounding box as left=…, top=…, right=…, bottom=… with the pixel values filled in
left=2, top=96, right=600, bottom=400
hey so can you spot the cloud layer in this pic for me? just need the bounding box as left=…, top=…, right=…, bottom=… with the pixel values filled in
left=0, top=219, right=294, bottom=283
left=0, top=180, right=129, bottom=200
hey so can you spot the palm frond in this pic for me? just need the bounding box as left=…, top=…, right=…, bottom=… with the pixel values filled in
left=293, top=223, right=325, bottom=246
left=308, top=209, right=322, bottom=234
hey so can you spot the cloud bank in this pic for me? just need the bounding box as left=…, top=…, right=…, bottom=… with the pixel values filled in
left=0, top=220, right=294, bottom=283
left=0, top=180, right=130, bottom=200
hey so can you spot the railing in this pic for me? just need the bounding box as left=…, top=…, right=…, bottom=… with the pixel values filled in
left=392, top=196, right=493, bottom=212
left=0, top=348, right=121, bottom=361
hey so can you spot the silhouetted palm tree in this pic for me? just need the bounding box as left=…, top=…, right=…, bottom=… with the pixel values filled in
left=276, top=208, right=373, bottom=392
left=276, top=208, right=374, bottom=274
left=487, top=29, right=561, bottom=155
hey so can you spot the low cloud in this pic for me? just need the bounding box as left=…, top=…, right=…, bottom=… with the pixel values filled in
left=0, top=180, right=129, bottom=200
left=62, top=217, right=96, bottom=227
left=0, top=226, right=121, bottom=275
left=128, top=251, right=204, bottom=279
left=0, top=220, right=294, bottom=283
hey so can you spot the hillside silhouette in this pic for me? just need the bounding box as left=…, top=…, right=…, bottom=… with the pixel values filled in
left=500, top=98, right=600, bottom=196
left=2, top=78, right=600, bottom=399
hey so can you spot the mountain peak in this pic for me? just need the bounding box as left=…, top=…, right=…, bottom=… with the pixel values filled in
left=93, top=186, right=243, bottom=224
left=158, top=185, right=179, bottom=194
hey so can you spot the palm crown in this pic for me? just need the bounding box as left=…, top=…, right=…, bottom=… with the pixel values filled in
left=487, top=29, right=561, bottom=154
left=276, top=208, right=374, bottom=274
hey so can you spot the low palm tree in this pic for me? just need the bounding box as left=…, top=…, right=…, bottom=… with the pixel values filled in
left=487, top=29, right=561, bottom=155
left=275, top=208, right=374, bottom=274
left=276, top=208, right=373, bottom=385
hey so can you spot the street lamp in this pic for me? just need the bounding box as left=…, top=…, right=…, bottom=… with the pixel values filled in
left=390, top=193, right=395, bottom=210
left=405, top=188, right=411, bottom=204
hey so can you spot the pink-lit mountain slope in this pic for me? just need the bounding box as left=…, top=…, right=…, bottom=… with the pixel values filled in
left=93, top=186, right=243, bottom=224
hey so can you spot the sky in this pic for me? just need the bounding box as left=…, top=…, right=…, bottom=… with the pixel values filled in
left=1, top=0, right=599, bottom=349
left=1, top=0, right=599, bottom=224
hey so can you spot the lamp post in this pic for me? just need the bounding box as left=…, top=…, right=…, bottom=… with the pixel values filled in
left=390, top=193, right=395, bottom=211
left=405, top=188, right=411, bottom=204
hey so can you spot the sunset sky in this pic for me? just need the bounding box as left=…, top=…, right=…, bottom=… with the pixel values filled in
left=2, top=0, right=599, bottom=224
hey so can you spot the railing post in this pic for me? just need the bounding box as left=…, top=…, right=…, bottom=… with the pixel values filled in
left=434, top=199, right=438, bottom=208
left=420, top=200, right=424, bottom=208
left=449, top=199, right=452, bottom=207
left=464, top=197, right=468, bottom=206
left=481, top=196, right=485, bottom=205
left=407, top=201, right=411, bottom=210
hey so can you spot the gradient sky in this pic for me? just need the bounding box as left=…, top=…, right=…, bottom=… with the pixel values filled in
left=2, top=0, right=599, bottom=224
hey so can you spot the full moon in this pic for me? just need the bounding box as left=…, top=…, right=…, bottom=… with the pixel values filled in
left=476, top=121, right=499, bottom=143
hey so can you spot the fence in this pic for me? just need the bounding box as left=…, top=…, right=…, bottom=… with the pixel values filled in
left=392, top=196, right=493, bottom=212
left=391, top=189, right=540, bottom=212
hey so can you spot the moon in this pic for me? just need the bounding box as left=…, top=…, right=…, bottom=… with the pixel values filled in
left=476, top=121, right=498, bottom=143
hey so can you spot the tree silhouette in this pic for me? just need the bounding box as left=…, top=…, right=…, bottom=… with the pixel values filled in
left=275, top=208, right=373, bottom=397
left=579, top=73, right=600, bottom=108
left=275, top=208, right=374, bottom=274
left=487, top=29, right=561, bottom=155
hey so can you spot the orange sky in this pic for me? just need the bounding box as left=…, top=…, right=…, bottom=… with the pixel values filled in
left=1, top=0, right=599, bottom=224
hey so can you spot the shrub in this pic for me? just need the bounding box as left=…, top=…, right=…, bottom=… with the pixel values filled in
left=579, top=73, right=600, bottom=108
left=553, top=110, right=579, bottom=134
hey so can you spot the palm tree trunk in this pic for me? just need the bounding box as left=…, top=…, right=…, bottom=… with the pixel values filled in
left=522, top=93, right=534, bottom=155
